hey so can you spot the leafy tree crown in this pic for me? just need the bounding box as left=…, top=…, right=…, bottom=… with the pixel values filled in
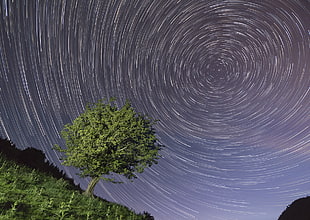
left=55, top=99, right=163, bottom=181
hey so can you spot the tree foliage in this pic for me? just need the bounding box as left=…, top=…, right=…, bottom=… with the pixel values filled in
left=55, top=98, right=163, bottom=196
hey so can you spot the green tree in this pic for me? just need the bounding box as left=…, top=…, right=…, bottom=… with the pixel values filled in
left=54, top=98, right=163, bottom=197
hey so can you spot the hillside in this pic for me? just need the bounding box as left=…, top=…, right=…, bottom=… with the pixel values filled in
left=0, top=138, right=153, bottom=220
left=278, top=197, right=310, bottom=220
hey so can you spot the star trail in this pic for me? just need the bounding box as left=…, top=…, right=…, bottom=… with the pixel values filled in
left=0, top=0, right=309, bottom=219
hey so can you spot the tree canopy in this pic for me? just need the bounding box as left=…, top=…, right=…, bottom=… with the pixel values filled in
left=55, top=98, right=163, bottom=196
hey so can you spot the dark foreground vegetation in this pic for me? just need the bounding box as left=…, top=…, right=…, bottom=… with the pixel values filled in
left=278, top=196, right=310, bottom=220
left=0, top=138, right=154, bottom=220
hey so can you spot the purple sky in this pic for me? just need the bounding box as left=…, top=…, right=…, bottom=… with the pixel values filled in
left=0, top=0, right=309, bottom=219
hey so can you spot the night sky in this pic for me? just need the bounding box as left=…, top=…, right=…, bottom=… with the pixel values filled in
left=0, top=0, right=309, bottom=220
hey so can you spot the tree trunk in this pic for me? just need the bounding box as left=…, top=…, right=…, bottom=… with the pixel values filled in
left=84, top=177, right=100, bottom=197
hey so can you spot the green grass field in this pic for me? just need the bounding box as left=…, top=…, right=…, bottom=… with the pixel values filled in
left=0, top=153, right=153, bottom=220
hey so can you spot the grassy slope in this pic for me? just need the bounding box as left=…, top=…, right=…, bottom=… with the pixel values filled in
left=0, top=153, right=152, bottom=220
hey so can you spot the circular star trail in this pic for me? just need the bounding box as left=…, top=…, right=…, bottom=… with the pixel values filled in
left=0, top=0, right=309, bottom=219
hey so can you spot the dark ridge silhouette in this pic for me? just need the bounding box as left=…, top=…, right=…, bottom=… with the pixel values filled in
left=0, top=137, right=80, bottom=191
left=278, top=197, right=310, bottom=220
left=142, top=211, right=155, bottom=220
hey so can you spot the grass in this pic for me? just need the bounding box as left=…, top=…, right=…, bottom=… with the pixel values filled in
left=0, top=153, right=153, bottom=220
